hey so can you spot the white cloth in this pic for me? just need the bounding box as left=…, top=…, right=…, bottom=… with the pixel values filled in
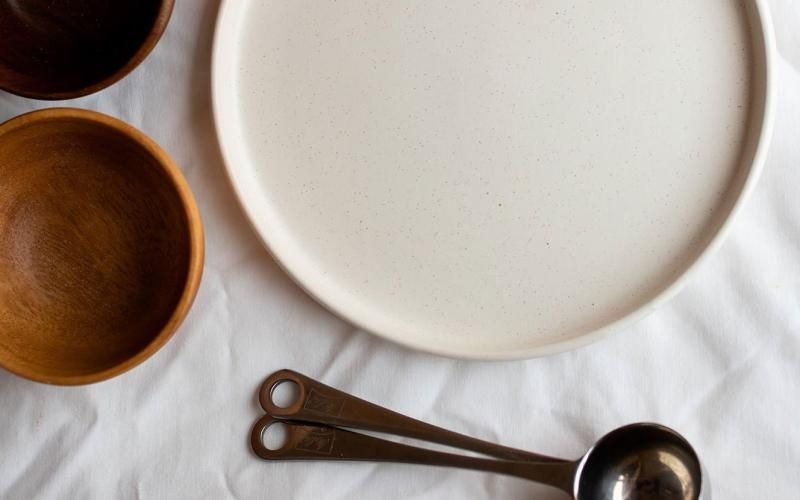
left=1, top=1, right=798, bottom=498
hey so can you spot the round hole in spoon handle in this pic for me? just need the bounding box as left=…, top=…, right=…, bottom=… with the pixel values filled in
left=259, top=370, right=308, bottom=416
left=262, top=420, right=290, bottom=451
left=271, top=380, right=301, bottom=408
left=251, top=415, right=304, bottom=460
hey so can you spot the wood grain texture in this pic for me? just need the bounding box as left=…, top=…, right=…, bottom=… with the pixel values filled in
left=0, top=108, right=203, bottom=385
left=0, top=0, right=174, bottom=100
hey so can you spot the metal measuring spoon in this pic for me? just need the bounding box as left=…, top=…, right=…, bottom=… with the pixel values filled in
left=252, top=370, right=706, bottom=499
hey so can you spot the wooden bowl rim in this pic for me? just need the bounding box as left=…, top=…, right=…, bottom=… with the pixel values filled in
left=0, top=107, right=204, bottom=385
left=0, top=0, right=175, bottom=101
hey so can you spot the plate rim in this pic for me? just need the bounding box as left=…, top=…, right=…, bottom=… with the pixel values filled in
left=211, top=0, right=776, bottom=360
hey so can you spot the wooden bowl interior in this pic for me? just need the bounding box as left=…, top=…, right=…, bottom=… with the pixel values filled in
left=0, top=115, right=193, bottom=381
left=0, top=0, right=169, bottom=99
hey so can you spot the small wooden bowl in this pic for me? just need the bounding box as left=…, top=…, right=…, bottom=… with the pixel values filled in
left=0, top=108, right=203, bottom=385
left=0, top=0, right=174, bottom=100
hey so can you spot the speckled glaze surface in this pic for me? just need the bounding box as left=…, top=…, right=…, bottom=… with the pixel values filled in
left=213, top=0, right=774, bottom=359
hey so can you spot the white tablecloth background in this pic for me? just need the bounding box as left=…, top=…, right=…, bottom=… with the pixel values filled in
left=1, top=1, right=798, bottom=498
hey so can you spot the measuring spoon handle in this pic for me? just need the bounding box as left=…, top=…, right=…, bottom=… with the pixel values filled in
left=251, top=415, right=575, bottom=494
left=259, top=369, right=564, bottom=463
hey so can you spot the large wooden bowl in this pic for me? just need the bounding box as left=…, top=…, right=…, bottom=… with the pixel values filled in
left=0, top=0, right=174, bottom=100
left=0, top=108, right=203, bottom=385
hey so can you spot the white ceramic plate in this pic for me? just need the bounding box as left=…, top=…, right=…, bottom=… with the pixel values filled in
left=213, top=0, right=774, bottom=359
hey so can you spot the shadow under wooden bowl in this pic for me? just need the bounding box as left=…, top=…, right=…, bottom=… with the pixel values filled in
left=0, top=0, right=174, bottom=100
left=0, top=108, right=203, bottom=385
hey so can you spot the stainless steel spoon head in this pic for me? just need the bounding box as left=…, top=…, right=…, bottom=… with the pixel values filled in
left=574, top=423, right=706, bottom=500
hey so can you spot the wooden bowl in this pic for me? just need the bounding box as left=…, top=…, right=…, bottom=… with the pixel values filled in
left=0, top=0, right=174, bottom=100
left=0, top=108, right=203, bottom=385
